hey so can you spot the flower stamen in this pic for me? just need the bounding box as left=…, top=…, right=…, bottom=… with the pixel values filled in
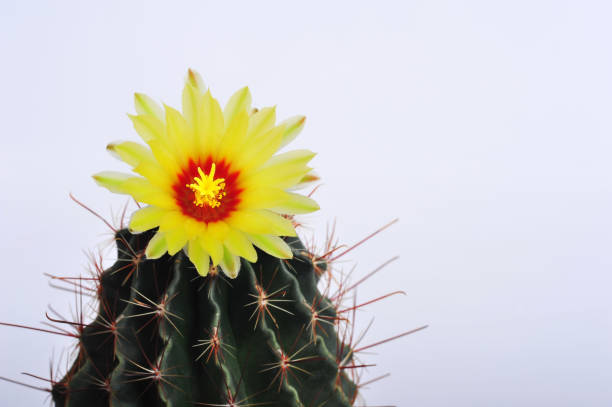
left=186, top=163, right=227, bottom=209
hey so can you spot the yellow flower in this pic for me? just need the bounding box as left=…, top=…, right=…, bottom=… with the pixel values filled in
left=93, top=70, right=319, bottom=278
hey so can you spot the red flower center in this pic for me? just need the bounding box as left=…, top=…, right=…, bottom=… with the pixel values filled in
left=173, top=158, right=242, bottom=223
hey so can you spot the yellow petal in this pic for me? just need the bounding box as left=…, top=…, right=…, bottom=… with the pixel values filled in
left=198, top=232, right=224, bottom=266
left=264, top=149, right=316, bottom=169
left=239, top=187, right=286, bottom=208
left=145, top=231, right=167, bottom=259
left=223, top=86, right=251, bottom=130
left=164, top=105, right=191, bottom=164
left=219, top=246, right=241, bottom=278
left=289, top=171, right=320, bottom=191
left=247, top=106, right=276, bottom=140
left=278, top=115, right=306, bottom=148
left=247, top=234, right=293, bottom=259
left=128, top=114, right=164, bottom=143
left=249, top=164, right=313, bottom=190
left=133, top=161, right=172, bottom=190
left=271, top=192, right=320, bottom=215
left=182, top=80, right=204, bottom=151
left=129, top=206, right=166, bottom=233
left=217, top=109, right=249, bottom=161
left=247, top=149, right=316, bottom=189
left=134, top=93, right=164, bottom=120
left=148, top=138, right=181, bottom=177
left=92, top=171, right=133, bottom=194
left=166, top=228, right=188, bottom=256
left=183, top=218, right=206, bottom=241
left=227, top=210, right=297, bottom=237
left=158, top=211, right=185, bottom=232
left=240, top=125, right=284, bottom=171
left=239, top=188, right=319, bottom=215
left=121, top=177, right=176, bottom=209
left=224, top=229, right=257, bottom=263
left=107, top=141, right=155, bottom=168
left=201, top=90, right=224, bottom=155
left=187, top=240, right=210, bottom=276
left=186, top=69, right=205, bottom=91
left=107, top=141, right=171, bottom=189
left=207, top=221, right=230, bottom=242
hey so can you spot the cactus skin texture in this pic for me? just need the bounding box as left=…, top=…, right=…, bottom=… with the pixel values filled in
left=52, top=228, right=358, bottom=407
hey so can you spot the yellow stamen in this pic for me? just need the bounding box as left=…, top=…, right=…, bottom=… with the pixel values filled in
left=186, top=163, right=227, bottom=208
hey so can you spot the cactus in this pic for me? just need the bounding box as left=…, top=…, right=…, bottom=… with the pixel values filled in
left=0, top=71, right=425, bottom=406
left=51, top=228, right=360, bottom=406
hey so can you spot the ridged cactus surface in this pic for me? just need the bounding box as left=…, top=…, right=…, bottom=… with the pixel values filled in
left=52, top=228, right=358, bottom=406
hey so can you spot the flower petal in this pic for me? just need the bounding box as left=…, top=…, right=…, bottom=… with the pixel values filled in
left=147, top=138, right=181, bottom=177
left=289, top=172, right=321, bottom=191
left=247, top=234, right=293, bottom=259
left=183, top=218, right=206, bottom=241
left=223, top=86, right=251, bottom=130
left=107, top=141, right=155, bottom=167
left=158, top=211, right=184, bottom=231
left=238, top=187, right=286, bottom=209
left=247, top=106, right=276, bottom=140
left=121, top=177, right=176, bottom=208
left=240, top=125, right=284, bottom=171
left=182, top=79, right=204, bottom=151
left=129, top=206, right=166, bottom=233
left=219, top=246, right=241, bottom=278
left=249, top=149, right=316, bottom=189
left=201, top=90, right=224, bottom=152
left=198, top=232, right=224, bottom=266
left=166, top=228, right=189, bottom=256
left=228, top=210, right=297, bottom=237
left=133, top=161, right=172, bottom=189
left=271, top=192, right=320, bottom=214
left=238, top=187, right=318, bottom=214
left=207, top=221, right=230, bottom=242
left=186, top=69, right=205, bottom=91
left=106, top=141, right=171, bottom=189
left=187, top=240, right=210, bottom=276
left=128, top=114, right=164, bottom=143
left=249, top=163, right=313, bottom=190
left=92, top=171, right=133, bottom=194
left=145, top=231, right=167, bottom=259
left=278, top=115, right=306, bottom=148
left=165, top=105, right=191, bottom=154
left=134, top=93, right=164, bottom=120
left=224, top=229, right=257, bottom=263
left=264, top=149, right=316, bottom=169
left=218, top=109, right=249, bottom=162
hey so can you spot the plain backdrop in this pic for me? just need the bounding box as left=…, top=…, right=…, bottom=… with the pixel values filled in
left=1, top=1, right=611, bottom=406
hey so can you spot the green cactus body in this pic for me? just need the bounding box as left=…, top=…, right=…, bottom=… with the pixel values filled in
left=52, top=228, right=358, bottom=406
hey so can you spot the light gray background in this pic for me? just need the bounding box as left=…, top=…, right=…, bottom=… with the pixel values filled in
left=1, top=1, right=611, bottom=406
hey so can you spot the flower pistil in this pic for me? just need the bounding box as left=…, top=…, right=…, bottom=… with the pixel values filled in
left=186, top=163, right=227, bottom=209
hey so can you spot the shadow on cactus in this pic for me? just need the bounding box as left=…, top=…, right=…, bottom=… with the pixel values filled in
left=0, top=71, right=426, bottom=406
